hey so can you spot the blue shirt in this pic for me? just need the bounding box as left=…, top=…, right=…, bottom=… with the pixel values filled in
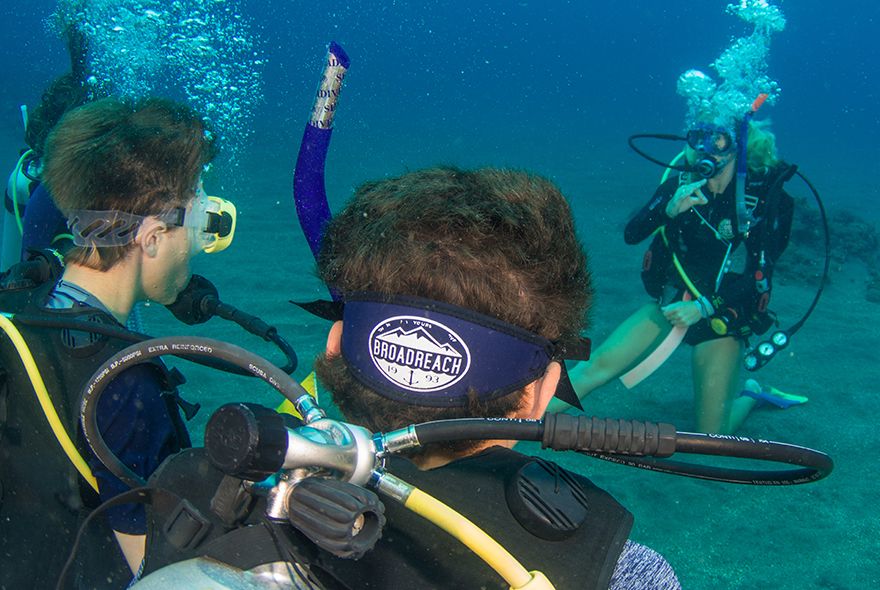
left=46, top=281, right=180, bottom=534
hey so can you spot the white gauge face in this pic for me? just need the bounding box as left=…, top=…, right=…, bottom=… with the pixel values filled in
left=758, top=342, right=776, bottom=357
left=771, top=332, right=789, bottom=347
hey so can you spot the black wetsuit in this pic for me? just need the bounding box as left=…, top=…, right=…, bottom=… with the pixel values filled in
left=628, top=166, right=794, bottom=344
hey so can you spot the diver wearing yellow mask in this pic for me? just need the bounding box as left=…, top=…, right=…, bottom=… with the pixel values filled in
left=0, top=97, right=231, bottom=589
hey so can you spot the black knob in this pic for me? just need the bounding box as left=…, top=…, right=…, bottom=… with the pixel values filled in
left=205, top=403, right=288, bottom=481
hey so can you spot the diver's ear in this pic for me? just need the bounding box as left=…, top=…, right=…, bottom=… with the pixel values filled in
left=536, top=362, right=562, bottom=416
left=137, top=217, right=167, bottom=258
left=326, top=321, right=343, bottom=357
left=520, top=362, right=562, bottom=420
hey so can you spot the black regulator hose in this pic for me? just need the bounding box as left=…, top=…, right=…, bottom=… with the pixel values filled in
left=583, top=431, right=832, bottom=485
left=627, top=133, right=692, bottom=173
left=10, top=314, right=283, bottom=378
left=10, top=275, right=297, bottom=377
left=166, top=274, right=298, bottom=373
left=787, top=170, right=830, bottom=336
left=81, top=336, right=309, bottom=488
left=407, top=413, right=832, bottom=485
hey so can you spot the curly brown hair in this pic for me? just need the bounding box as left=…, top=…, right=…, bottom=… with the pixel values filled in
left=41, top=97, right=216, bottom=270
left=314, top=167, right=592, bottom=452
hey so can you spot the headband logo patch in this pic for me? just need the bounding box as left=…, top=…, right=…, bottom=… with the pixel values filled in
left=369, top=315, right=471, bottom=393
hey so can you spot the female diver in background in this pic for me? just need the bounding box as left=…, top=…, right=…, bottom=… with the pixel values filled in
left=565, top=0, right=811, bottom=435
left=568, top=117, right=799, bottom=434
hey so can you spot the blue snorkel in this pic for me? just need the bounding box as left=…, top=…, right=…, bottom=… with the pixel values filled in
left=293, top=41, right=350, bottom=295
left=734, top=93, right=768, bottom=235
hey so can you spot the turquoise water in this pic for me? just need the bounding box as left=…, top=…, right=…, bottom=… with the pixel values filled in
left=1, top=1, right=878, bottom=588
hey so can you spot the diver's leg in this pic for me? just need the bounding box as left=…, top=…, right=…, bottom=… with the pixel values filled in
left=691, top=336, right=743, bottom=434
left=567, top=303, right=670, bottom=398
left=727, top=383, right=760, bottom=433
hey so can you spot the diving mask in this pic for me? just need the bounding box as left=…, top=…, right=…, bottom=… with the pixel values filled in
left=685, top=124, right=735, bottom=179
left=686, top=124, right=734, bottom=156
left=183, top=191, right=237, bottom=254
left=67, top=193, right=236, bottom=254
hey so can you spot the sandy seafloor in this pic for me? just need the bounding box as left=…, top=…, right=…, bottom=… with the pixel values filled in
left=1, top=1, right=879, bottom=588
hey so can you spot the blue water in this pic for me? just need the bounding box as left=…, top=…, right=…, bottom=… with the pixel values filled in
left=1, top=1, right=878, bottom=588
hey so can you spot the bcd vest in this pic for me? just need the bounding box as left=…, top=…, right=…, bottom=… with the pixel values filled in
left=0, top=281, right=189, bottom=589
left=640, top=163, right=795, bottom=336
left=140, top=445, right=633, bottom=590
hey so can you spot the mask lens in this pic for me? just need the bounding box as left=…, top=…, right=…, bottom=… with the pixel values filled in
left=687, top=126, right=733, bottom=156
left=182, top=193, right=213, bottom=253
left=686, top=129, right=704, bottom=151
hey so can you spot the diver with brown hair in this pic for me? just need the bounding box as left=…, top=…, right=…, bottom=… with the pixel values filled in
left=303, top=166, right=680, bottom=589
left=0, top=96, right=235, bottom=588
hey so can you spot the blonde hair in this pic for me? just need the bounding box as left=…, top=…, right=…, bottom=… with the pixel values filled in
left=684, top=119, right=779, bottom=175
left=745, top=119, right=779, bottom=172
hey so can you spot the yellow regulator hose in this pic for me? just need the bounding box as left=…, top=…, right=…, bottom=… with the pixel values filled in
left=0, top=313, right=99, bottom=492
left=376, top=471, right=554, bottom=590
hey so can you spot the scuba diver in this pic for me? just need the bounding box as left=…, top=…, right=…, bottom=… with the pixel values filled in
left=567, top=113, right=798, bottom=434
left=566, top=0, right=817, bottom=434
left=0, top=96, right=235, bottom=589
left=131, top=166, right=679, bottom=590
left=2, top=26, right=102, bottom=272
left=303, top=167, right=680, bottom=589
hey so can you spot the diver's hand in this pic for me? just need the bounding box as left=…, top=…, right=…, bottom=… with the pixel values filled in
left=661, top=300, right=703, bottom=328
left=665, top=179, right=708, bottom=218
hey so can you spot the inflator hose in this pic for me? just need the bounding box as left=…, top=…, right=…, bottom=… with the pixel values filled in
left=0, top=313, right=99, bottom=491
left=374, top=471, right=552, bottom=590
left=404, top=487, right=549, bottom=590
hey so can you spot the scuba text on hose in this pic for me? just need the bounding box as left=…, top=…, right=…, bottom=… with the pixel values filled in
left=64, top=336, right=834, bottom=590
left=627, top=107, right=831, bottom=372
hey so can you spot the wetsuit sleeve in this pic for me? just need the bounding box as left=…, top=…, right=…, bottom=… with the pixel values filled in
left=714, top=189, right=794, bottom=314
left=85, top=364, right=181, bottom=534
left=624, top=179, right=677, bottom=245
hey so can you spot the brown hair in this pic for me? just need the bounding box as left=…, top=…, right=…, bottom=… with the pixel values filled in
left=314, top=167, right=592, bottom=453
left=42, top=97, right=217, bottom=270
